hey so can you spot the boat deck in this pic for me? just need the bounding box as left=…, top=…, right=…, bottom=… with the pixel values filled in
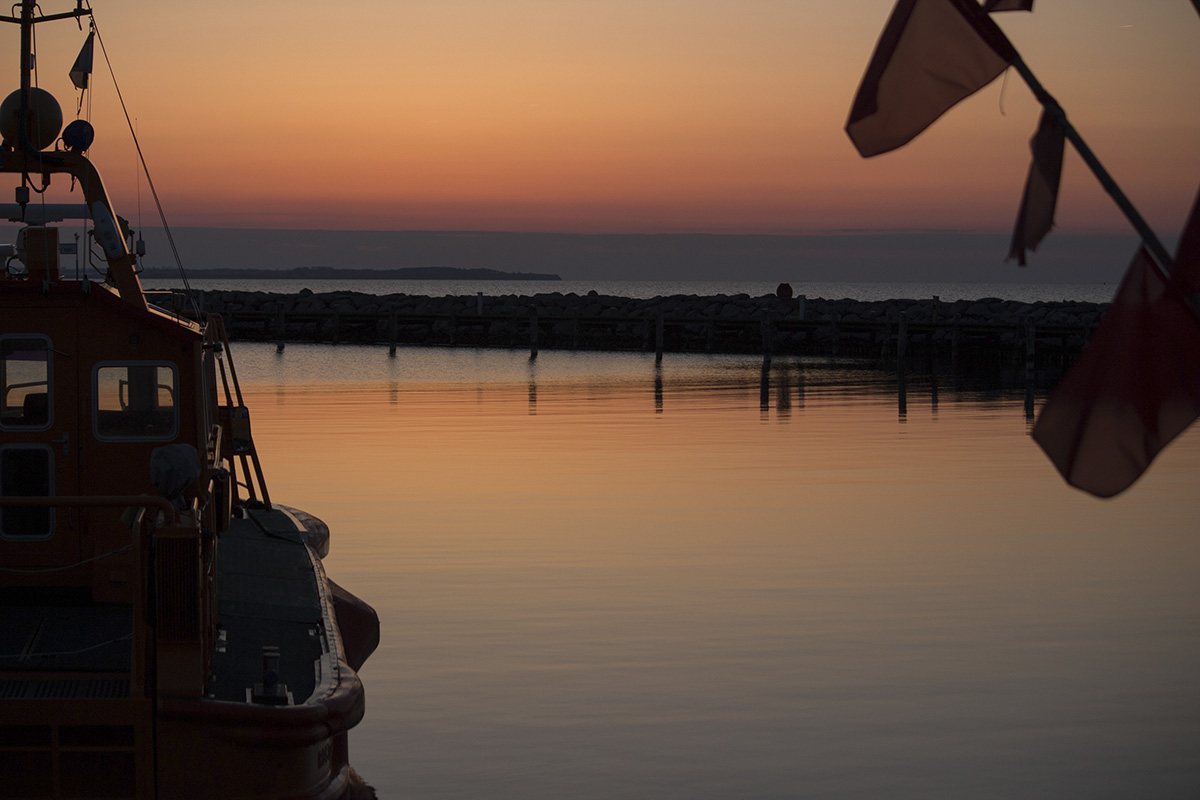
left=208, top=506, right=327, bottom=704
left=0, top=506, right=330, bottom=705
left=0, top=597, right=133, bottom=699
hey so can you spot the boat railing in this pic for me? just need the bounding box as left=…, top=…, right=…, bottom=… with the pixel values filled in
left=203, top=313, right=272, bottom=510
left=0, top=493, right=176, bottom=522
left=145, top=289, right=202, bottom=324
left=0, top=493, right=219, bottom=698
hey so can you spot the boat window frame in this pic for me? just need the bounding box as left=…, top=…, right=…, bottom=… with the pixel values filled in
left=0, top=443, right=55, bottom=541
left=0, top=334, right=54, bottom=433
left=92, top=360, right=180, bottom=442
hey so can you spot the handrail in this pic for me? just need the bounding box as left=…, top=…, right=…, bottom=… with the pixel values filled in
left=204, top=314, right=272, bottom=509
left=0, top=493, right=178, bottom=522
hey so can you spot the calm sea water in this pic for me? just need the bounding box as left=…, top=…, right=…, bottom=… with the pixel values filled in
left=144, top=278, right=1118, bottom=304
left=231, top=342, right=1199, bottom=799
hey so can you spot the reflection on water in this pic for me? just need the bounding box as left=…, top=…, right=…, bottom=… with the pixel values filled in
left=232, top=344, right=1200, bottom=800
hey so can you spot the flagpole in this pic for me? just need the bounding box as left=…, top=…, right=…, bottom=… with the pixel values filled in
left=1008, top=56, right=1175, bottom=277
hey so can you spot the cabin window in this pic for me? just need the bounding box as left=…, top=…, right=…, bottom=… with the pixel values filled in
left=0, top=336, right=52, bottom=430
left=93, top=363, right=179, bottom=441
left=0, top=445, right=54, bottom=540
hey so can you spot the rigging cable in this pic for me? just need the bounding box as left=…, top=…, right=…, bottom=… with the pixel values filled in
left=72, top=19, right=95, bottom=280
left=89, top=12, right=201, bottom=319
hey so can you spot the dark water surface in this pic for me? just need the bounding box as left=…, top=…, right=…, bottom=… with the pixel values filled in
left=233, top=343, right=1200, bottom=799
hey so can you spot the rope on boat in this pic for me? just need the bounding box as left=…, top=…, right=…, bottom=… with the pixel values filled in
left=89, top=12, right=202, bottom=320
left=0, top=633, right=134, bottom=660
left=0, top=542, right=132, bottom=573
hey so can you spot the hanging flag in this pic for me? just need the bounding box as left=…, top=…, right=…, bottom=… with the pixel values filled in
left=1032, top=190, right=1200, bottom=497
left=1007, top=110, right=1064, bottom=265
left=69, top=31, right=94, bottom=91
left=983, top=0, right=1034, bottom=11
left=846, top=0, right=1017, bottom=158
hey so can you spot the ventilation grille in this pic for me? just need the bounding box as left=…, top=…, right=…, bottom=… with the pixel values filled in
left=0, top=679, right=129, bottom=699
left=156, top=537, right=200, bottom=641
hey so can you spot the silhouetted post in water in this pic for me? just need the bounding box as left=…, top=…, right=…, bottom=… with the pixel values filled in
left=274, top=307, right=285, bottom=353
left=529, top=308, right=539, bottom=360
left=654, top=363, right=663, bottom=415
left=760, top=358, right=770, bottom=415
left=776, top=368, right=791, bottom=419
left=927, top=297, right=939, bottom=373
left=796, top=294, right=806, bottom=321
left=387, top=310, right=398, bottom=357
left=796, top=362, right=806, bottom=410
left=830, top=312, right=840, bottom=358
left=898, top=313, right=908, bottom=420
left=1024, top=317, right=1036, bottom=420
left=655, top=314, right=665, bottom=363
left=572, top=311, right=580, bottom=349
left=951, top=322, right=960, bottom=374
left=880, top=316, right=893, bottom=365
left=760, top=314, right=773, bottom=368
left=476, top=291, right=483, bottom=315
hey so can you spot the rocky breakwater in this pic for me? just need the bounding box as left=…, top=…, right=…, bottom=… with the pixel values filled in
left=187, top=288, right=1106, bottom=368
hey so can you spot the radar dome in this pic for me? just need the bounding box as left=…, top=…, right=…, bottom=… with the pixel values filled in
left=0, top=88, right=64, bottom=151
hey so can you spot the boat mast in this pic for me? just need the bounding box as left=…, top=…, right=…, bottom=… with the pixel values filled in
left=2, top=0, right=149, bottom=311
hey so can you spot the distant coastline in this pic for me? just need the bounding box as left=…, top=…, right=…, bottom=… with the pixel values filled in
left=124, top=227, right=1142, bottom=284
left=139, top=266, right=561, bottom=281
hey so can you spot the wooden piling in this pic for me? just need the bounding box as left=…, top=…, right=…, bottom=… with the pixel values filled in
left=1024, top=317, right=1036, bottom=419
left=951, top=322, right=960, bottom=374
left=387, top=310, right=398, bottom=357
left=654, top=364, right=663, bottom=414
left=760, top=314, right=773, bottom=367
left=1024, top=317, right=1036, bottom=383
left=655, top=314, right=665, bottom=362
left=529, top=308, right=539, bottom=359
left=274, top=307, right=285, bottom=353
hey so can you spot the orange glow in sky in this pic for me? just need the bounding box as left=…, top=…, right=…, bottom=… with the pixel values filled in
left=4, top=1, right=1199, bottom=236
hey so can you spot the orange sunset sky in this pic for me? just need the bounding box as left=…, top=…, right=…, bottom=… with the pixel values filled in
left=5, top=1, right=1200, bottom=238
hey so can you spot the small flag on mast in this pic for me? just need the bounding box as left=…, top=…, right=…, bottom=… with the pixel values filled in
left=1007, top=110, right=1065, bottom=265
left=846, top=0, right=1017, bottom=158
left=70, top=31, right=94, bottom=91
left=983, top=0, right=1034, bottom=12
left=1032, top=190, right=1200, bottom=497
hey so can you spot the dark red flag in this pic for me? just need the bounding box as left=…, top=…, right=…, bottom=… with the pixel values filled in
left=1008, top=110, right=1065, bottom=265
left=846, top=0, right=1017, bottom=158
left=1033, top=191, right=1200, bottom=497
left=983, top=0, right=1034, bottom=12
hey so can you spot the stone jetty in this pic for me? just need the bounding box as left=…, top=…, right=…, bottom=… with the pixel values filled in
left=153, top=288, right=1106, bottom=371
